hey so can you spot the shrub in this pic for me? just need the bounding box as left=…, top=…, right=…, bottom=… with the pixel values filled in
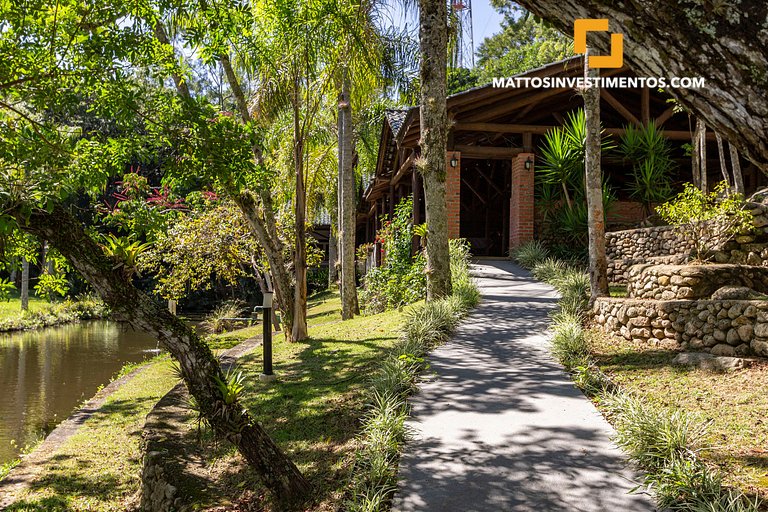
left=656, top=181, right=753, bottom=261
left=510, top=240, right=549, bottom=269
left=359, top=197, right=426, bottom=314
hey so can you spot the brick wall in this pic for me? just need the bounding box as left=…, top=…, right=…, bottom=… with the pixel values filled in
left=446, top=151, right=461, bottom=239
left=509, top=153, right=535, bottom=249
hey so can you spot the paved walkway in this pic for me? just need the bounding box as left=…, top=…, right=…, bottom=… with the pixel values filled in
left=393, top=260, right=657, bottom=512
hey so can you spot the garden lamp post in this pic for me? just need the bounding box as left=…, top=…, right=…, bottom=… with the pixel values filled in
left=259, top=291, right=276, bottom=382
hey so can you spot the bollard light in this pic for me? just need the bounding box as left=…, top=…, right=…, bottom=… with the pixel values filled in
left=259, top=290, right=276, bottom=382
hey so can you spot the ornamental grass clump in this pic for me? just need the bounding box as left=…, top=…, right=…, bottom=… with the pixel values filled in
left=510, top=240, right=549, bottom=269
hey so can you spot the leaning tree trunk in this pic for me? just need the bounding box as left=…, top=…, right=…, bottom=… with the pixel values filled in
left=583, top=48, right=608, bottom=299
left=514, top=1, right=768, bottom=172
left=20, top=258, right=29, bottom=311
left=14, top=204, right=311, bottom=507
left=418, top=0, right=452, bottom=300
left=730, top=142, right=745, bottom=196
left=338, top=72, right=359, bottom=319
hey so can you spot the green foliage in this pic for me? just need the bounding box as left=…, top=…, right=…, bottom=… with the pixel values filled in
left=0, top=296, right=108, bottom=333
left=532, top=257, right=567, bottom=282
left=214, top=368, right=246, bottom=406
left=359, top=197, right=426, bottom=314
left=475, top=6, right=571, bottom=84
left=34, top=272, right=70, bottom=302
left=537, top=110, right=615, bottom=253
left=656, top=182, right=754, bottom=261
left=510, top=240, right=549, bottom=269
left=101, top=234, right=151, bottom=278
left=603, top=393, right=760, bottom=512
left=535, top=253, right=760, bottom=512
left=620, top=123, right=676, bottom=213
left=0, top=278, right=16, bottom=302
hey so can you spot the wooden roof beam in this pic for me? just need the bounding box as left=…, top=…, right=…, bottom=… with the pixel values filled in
left=454, top=145, right=524, bottom=159
left=392, top=152, right=416, bottom=186
left=600, top=89, right=641, bottom=126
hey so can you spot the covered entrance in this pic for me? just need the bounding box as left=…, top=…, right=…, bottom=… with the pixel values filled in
left=459, top=158, right=512, bottom=257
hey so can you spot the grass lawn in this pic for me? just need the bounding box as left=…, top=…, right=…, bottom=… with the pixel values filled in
left=588, top=329, right=768, bottom=503
left=6, top=290, right=404, bottom=511
left=0, top=292, right=50, bottom=319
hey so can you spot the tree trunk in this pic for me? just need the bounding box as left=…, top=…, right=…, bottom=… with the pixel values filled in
left=292, top=90, right=309, bottom=342
left=514, top=1, right=768, bottom=172
left=20, top=258, right=29, bottom=311
left=716, top=133, right=730, bottom=192
left=338, top=73, right=359, bottom=319
left=691, top=117, right=701, bottom=190
left=583, top=48, right=608, bottom=300
left=233, top=191, right=295, bottom=341
left=328, top=228, right=338, bottom=288
left=418, top=0, right=452, bottom=300
left=730, top=142, right=745, bottom=196
left=693, top=118, right=707, bottom=191
left=698, top=119, right=708, bottom=193
left=14, top=204, right=311, bottom=508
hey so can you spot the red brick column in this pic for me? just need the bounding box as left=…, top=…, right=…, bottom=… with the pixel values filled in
left=446, top=151, right=461, bottom=239
left=509, top=153, right=535, bottom=250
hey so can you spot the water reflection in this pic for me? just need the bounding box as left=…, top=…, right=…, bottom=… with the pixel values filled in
left=0, top=321, right=159, bottom=465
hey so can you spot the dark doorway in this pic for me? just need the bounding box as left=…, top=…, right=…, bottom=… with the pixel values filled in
left=459, top=158, right=511, bottom=257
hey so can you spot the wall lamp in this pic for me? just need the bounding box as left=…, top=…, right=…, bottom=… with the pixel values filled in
left=524, top=155, right=534, bottom=170
left=449, top=154, right=459, bottom=168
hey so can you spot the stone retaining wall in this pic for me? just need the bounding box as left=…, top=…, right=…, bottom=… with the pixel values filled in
left=606, top=225, right=694, bottom=261
left=592, top=297, right=768, bottom=358
left=626, top=264, right=768, bottom=300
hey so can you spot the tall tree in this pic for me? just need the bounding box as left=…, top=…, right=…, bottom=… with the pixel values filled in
left=0, top=0, right=312, bottom=504
left=417, top=0, right=452, bottom=299
left=514, top=1, right=768, bottom=172
left=582, top=48, right=608, bottom=299
left=338, top=71, right=359, bottom=318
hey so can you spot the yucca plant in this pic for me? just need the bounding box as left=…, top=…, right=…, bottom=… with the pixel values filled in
left=620, top=122, right=676, bottom=217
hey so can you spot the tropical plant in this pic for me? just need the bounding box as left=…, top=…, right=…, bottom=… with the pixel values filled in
left=537, top=109, right=615, bottom=255
left=619, top=122, right=676, bottom=216
left=656, top=182, right=753, bottom=261
left=101, top=234, right=151, bottom=278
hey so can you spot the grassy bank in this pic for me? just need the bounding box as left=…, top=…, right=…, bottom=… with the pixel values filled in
left=0, top=293, right=108, bottom=333
left=512, top=243, right=764, bottom=511
left=4, top=290, right=405, bottom=511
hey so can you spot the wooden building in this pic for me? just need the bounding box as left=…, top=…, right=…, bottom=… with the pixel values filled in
left=358, top=56, right=765, bottom=259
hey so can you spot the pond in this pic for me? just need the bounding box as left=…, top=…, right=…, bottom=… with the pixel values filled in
left=0, top=321, right=160, bottom=466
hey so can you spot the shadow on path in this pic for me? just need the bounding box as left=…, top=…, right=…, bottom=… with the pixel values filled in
left=393, top=260, right=658, bottom=512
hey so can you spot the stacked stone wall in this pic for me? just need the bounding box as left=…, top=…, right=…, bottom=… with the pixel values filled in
left=593, top=297, right=768, bottom=358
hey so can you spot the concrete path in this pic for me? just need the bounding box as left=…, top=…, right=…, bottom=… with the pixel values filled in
left=393, top=260, right=657, bottom=512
